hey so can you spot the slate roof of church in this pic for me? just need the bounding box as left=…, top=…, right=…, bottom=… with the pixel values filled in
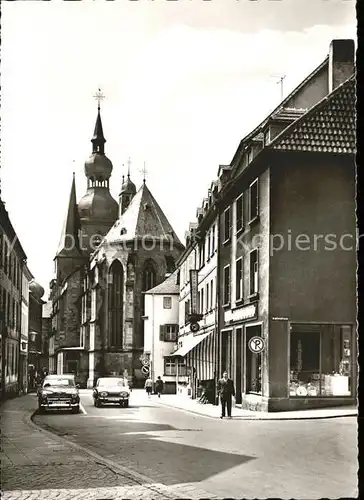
left=56, top=175, right=83, bottom=258
left=145, top=270, right=179, bottom=295
left=270, top=75, right=356, bottom=154
left=104, top=182, right=183, bottom=247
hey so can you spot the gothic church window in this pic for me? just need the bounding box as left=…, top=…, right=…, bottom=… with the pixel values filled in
left=143, top=261, right=156, bottom=292
left=108, top=260, right=124, bottom=347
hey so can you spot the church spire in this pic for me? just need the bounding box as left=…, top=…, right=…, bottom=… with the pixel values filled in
left=56, top=172, right=81, bottom=258
left=91, top=89, right=106, bottom=155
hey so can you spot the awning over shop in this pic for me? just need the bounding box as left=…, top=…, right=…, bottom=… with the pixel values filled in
left=170, top=330, right=213, bottom=357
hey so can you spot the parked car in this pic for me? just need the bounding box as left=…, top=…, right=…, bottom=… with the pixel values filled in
left=93, top=377, right=130, bottom=407
left=38, top=374, right=80, bottom=413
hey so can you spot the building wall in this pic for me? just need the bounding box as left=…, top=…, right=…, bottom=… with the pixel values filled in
left=269, top=155, right=356, bottom=322
left=268, top=154, right=356, bottom=406
left=0, top=230, right=23, bottom=398
left=144, top=293, right=179, bottom=383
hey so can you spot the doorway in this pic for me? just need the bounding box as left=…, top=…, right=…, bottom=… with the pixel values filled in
left=246, top=325, right=262, bottom=394
left=235, top=328, right=243, bottom=404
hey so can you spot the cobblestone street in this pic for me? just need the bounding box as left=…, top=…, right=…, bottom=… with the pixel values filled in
left=1, top=391, right=358, bottom=500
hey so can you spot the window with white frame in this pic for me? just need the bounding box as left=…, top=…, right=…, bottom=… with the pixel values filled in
left=236, top=257, right=243, bottom=301
left=249, top=179, right=259, bottom=221
left=184, top=299, right=190, bottom=324
left=210, top=279, right=214, bottom=310
left=163, top=296, right=172, bottom=309
left=223, top=265, right=231, bottom=305
left=206, top=283, right=209, bottom=312
left=236, top=194, right=244, bottom=232
left=223, top=207, right=231, bottom=242
left=200, top=288, right=204, bottom=315
left=159, top=324, right=178, bottom=342
left=164, top=357, right=187, bottom=376
left=249, top=250, right=259, bottom=295
left=207, top=232, right=211, bottom=258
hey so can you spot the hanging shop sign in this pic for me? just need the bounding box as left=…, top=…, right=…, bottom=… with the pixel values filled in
left=248, top=336, right=266, bottom=354
left=189, top=270, right=199, bottom=314
left=190, top=323, right=200, bottom=333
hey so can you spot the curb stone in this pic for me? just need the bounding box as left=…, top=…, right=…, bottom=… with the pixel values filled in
left=154, top=399, right=358, bottom=421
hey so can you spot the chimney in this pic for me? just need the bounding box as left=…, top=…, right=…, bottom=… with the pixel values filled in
left=328, top=39, right=355, bottom=93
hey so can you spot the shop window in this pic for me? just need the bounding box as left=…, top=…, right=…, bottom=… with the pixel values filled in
left=246, top=325, right=262, bottom=394
left=223, top=207, right=231, bottom=242
left=289, top=324, right=353, bottom=397
left=249, top=179, right=259, bottom=221
left=163, top=296, right=172, bottom=309
left=236, top=194, right=244, bottom=232
left=223, top=265, right=230, bottom=305
left=221, top=330, right=233, bottom=375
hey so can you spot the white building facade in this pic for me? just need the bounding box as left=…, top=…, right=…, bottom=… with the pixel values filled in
left=143, top=271, right=186, bottom=393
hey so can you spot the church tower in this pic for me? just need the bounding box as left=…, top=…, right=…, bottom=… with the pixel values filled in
left=78, top=94, right=118, bottom=253
left=119, top=158, right=136, bottom=216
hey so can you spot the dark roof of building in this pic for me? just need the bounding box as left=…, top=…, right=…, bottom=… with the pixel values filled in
left=271, top=75, right=356, bottom=154
left=104, top=183, right=183, bottom=248
left=56, top=174, right=83, bottom=258
left=146, top=270, right=179, bottom=295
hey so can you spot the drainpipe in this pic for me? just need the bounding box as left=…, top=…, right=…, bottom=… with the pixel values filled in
left=151, top=293, right=155, bottom=394
left=215, top=208, right=222, bottom=405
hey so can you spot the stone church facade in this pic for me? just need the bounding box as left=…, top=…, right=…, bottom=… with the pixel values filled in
left=49, top=103, right=184, bottom=387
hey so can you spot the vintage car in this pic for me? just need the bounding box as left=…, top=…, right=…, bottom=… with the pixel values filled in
left=38, top=374, right=80, bottom=413
left=93, top=377, right=130, bottom=407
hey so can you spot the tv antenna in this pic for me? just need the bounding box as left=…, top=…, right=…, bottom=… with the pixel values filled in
left=271, top=74, right=286, bottom=101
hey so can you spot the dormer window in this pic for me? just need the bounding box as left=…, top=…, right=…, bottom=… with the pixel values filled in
left=120, top=227, right=127, bottom=235
left=247, top=148, right=253, bottom=164
left=264, top=129, right=270, bottom=146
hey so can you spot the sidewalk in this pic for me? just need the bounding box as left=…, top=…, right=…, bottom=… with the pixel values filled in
left=154, top=394, right=358, bottom=420
left=0, top=394, right=218, bottom=500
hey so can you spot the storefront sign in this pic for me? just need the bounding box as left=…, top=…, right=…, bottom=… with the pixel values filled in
left=224, top=303, right=258, bottom=324
left=248, top=336, right=266, bottom=354
left=189, top=270, right=199, bottom=314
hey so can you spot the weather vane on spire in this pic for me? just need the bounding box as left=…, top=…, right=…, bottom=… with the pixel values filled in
left=140, top=161, right=148, bottom=184
left=93, top=88, right=105, bottom=111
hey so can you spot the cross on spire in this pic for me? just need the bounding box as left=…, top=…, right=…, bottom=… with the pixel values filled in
left=140, top=161, right=148, bottom=184
left=93, top=88, right=105, bottom=111
left=127, top=157, right=131, bottom=178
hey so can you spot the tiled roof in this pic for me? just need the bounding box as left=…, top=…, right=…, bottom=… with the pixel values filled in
left=146, top=270, right=179, bottom=295
left=271, top=76, right=356, bottom=154
left=103, top=183, right=183, bottom=247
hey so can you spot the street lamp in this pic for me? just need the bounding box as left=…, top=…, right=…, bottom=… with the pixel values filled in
left=29, top=331, right=37, bottom=342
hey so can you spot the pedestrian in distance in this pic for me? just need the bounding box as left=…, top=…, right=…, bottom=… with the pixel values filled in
left=155, top=376, right=164, bottom=398
left=217, top=371, right=235, bottom=419
left=144, top=377, right=153, bottom=397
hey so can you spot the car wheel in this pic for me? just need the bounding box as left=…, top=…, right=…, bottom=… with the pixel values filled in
left=95, top=400, right=101, bottom=408
left=38, top=405, right=45, bottom=414
left=124, top=400, right=129, bottom=408
left=71, top=406, right=79, bottom=414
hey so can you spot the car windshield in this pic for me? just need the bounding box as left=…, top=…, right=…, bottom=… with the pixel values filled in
left=97, top=378, right=127, bottom=388
left=44, top=378, right=75, bottom=387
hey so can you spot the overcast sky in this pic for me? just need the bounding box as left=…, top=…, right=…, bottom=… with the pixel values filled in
left=1, top=0, right=356, bottom=295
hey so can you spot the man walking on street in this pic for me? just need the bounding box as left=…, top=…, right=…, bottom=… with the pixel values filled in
left=217, top=371, right=235, bottom=419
